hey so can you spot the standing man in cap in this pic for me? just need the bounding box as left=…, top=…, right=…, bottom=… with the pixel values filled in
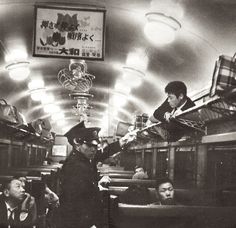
left=59, top=121, right=136, bottom=228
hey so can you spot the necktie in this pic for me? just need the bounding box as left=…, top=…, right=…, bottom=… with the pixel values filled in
left=8, top=208, right=15, bottom=227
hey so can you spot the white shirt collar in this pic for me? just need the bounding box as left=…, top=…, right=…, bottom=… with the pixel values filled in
left=171, top=99, right=187, bottom=115
left=5, top=202, right=17, bottom=219
left=5, top=201, right=17, bottom=211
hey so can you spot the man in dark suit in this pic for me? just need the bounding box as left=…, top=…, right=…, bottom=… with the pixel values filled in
left=149, top=81, right=195, bottom=141
left=0, top=178, right=36, bottom=228
left=59, top=121, right=136, bottom=228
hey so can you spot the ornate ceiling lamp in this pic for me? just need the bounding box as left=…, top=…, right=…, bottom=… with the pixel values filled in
left=58, top=60, right=95, bottom=122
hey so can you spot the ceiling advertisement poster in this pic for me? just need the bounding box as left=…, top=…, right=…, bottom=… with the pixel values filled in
left=33, top=5, right=106, bottom=60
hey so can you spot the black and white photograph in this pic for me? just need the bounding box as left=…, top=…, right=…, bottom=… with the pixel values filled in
left=0, top=0, right=236, bottom=228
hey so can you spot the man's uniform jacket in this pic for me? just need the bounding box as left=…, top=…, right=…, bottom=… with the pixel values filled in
left=59, top=141, right=121, bottom=228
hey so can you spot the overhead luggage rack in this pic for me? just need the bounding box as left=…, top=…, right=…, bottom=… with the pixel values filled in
left=137, top=123, right=169, bottom=141
left=0, top=119, right=54, bottom=146
left=176, top=88, right=236, bottom=129
left=136, top=88, right=236, bottom=141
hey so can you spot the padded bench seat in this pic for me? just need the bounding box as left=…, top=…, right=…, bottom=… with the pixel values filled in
left=109, top=179, right=156, bottom=187
left=102, top=173, right=133, bottom=179
left=111, top=204, right=236, bottom=228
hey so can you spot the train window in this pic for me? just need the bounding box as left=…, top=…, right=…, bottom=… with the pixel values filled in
left=120, top=149, right=136, bottom=171
left=174, top=146, right=196, bottom=188
left=135, top=150, right=143, bottom=168
left=144, top=149, right=153, bottom=178
left=0, top=143, right=9, bottom=168
left=207, top=144, right=236, bottom=189
left=156, top=148, right=168, bottom=178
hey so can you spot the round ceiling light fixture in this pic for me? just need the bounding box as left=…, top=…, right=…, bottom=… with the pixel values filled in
left=122, top=66, right=145, bottom=88
left=144, top=12, right=181, bottom=45
left=28, top=79, right=46, bottom=101
left=6, top=61, right=30, bottom=81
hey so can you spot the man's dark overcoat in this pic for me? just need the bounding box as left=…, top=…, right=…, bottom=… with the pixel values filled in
left=153, top=97, right=195, bottom=122
left=59, top=141, right=121, bottom=228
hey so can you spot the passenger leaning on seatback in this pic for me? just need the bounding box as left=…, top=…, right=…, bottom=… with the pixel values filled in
left=148, top=81, right=195, bottom=141
left=150, top=81, right=195, bottom=123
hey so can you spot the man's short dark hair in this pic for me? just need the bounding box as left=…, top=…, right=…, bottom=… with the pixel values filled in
left=165, top=81, right=187, bottom=97
left=156, top=177, right=174, bottom=189
left=0, top=178, right=18, bottom=192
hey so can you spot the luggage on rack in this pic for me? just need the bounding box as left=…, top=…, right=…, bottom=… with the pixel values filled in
left=0, top=99, right=26, bottom=125
left=41, top=118, right=53, bottom=140
left=210, top=54, right=236, bottom=97
left=29, top=118, right=53, bottom=140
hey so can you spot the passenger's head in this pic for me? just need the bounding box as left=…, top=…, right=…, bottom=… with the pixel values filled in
left=132, top=166, right=148, bottom=179
left=156, top=177, right=175, bottom=205
left=2, top=178, right=26, bottom=206
left=135, top=166, right=145, bottom=173
left=13, top=175, right=27, bottom=188
left=44, top=186, right=60, bottom=208
left=165, top=81, right=187, bottom=109
left=64, top=121, right=101, bottom=160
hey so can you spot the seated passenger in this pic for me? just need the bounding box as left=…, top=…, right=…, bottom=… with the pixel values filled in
left=16, top=175, right=59, bottom=209
left=149, top=81, right=195, bottom=141
left=0, top=177, right=37, bottom=228
left=16, top=175, right=59, bottom=228
left=153, top=177, right=176, bottom=205
left=132, top=166, right=148, bottom=180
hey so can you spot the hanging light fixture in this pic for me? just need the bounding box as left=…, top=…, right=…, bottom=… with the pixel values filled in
left=0, top=41, right=30, bottom=81
left=5, top=60, right=30, bottom=81
left=122, top=66, right=145, bottom=88
left=70, top=92, right=92, bottom=122
left=28, top=79, right=46, bottom=101
left=144, top=12, right=181, bottom=45
left=58, top=60, right=95, bottom=123
left=120, top=49, right=148, bottom=88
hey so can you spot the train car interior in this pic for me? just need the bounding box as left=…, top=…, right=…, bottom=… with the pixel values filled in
left=0, top=0, right=236, bottom=228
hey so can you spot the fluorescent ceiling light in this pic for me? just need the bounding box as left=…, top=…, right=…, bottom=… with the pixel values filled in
left=144, top=12, right=181, bottom=45
left=122, top=66, right=145, bottom=87
left=28, top=79, right=46, bottom=101
left=5, top=49, right=28, bottom=62
left=126, top=50, right=148, bottom=71
left=114, top=80, right=131, bottom=94
left=6, top=61, right=30, bottom=81
left=111, top=93, right=127, bottom=107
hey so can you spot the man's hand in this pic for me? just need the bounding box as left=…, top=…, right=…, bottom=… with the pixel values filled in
left=164, top=112, right=172, bottom=122
left=98, top=175, right=111, bottom=190
left=21, top=193, right=35, bottom=212
left=119, top=130, right=138, bottom=147
left=148, top=115, right=159, bottom=124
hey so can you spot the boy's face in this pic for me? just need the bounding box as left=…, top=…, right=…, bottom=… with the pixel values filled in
left=158, top=182, right=174, bottom=205
left=167, top=93, right=182, bottom=109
